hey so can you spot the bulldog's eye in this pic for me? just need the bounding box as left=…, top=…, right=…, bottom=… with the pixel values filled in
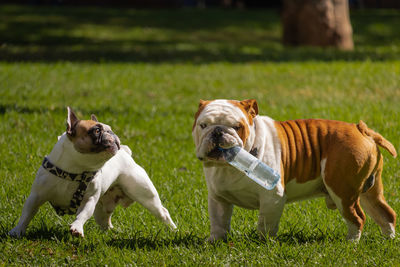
left=200, top=123, right=207, bottom=129
left=233, top=125, right=241, bottom=131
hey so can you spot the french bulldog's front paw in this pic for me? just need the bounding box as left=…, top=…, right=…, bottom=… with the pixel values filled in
left=70, top=223, right=84, bottom=237
left=9, top=227, right=25, bottom=238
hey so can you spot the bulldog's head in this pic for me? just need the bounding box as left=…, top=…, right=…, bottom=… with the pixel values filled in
left=66, top=107, right=121, bottom=157
left=192, top=99, right=258, bottom=165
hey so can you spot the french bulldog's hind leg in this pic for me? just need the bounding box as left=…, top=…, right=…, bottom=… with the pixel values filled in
left=360, top=159, right=396, bottom=238
left=94, top=186, right=134, bottom=230
left=207, top=194, right=233, bottom=242
left=9, top=191, right=47, bottom=238
left=94, top=202, right=114, bottom=230
left=135, top=193, right=177, bottom=230
left=119, top=169, right=177, bottom=230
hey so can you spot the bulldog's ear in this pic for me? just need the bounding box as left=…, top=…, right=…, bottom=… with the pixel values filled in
left=91, top=114, right=98, bottom=122
left=193, top=99, right=211, bottom=131
left=66, top=107, right=79, bottom=136
left=195, top=99, right=212, bottom=115
left=240, top=99, right=258, bottom=119
left=198, top=99, right=209, bottom=108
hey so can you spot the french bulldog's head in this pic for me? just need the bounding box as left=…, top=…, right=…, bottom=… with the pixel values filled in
left=66, top=107, right=121, bottom=157
left=192, top=99, right=258, bottom=165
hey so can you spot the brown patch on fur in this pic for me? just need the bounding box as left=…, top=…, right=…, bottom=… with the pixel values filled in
left=68, top=120, right=99, bottom=153
left=236, top=118, right=250, bottom=146
left=101, top=186, right=134, bottom=213
left=74, top=120, right=99, bottom=138
left=357, top=120, right=397, bottom=157
left=229, top=99, right=258, bottom=125
left=192, top=99, right=212, bottom=131
left=273, top=119, right=384, bottom=185
left=274, top=118, right=396, bottom=235
left=360, top=156, right=396, bottom=230
left=274, top=119, right=326, bottom=185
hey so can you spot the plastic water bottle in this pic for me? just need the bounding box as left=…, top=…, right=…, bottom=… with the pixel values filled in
left=220, top=146, right=280, bottom=190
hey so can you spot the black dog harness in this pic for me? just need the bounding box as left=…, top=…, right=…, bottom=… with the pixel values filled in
left=42, top=157, right=98, bottom=216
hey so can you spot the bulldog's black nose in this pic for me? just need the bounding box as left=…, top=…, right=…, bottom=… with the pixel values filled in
left=212, top=127, right=223, bottom=143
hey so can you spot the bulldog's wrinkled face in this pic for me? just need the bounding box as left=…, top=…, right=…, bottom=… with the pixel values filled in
left=66, top=107, right=121, bottom=157
left=192, top=99, right=258, bottom=165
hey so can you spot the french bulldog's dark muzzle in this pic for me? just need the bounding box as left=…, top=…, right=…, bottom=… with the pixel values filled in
left=101, top=130, right=121, bottom=150
left=91, top=129, right=121, bottom=154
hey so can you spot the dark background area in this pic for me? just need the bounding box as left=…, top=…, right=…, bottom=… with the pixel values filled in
left=1, top=0, right=400, bottom=8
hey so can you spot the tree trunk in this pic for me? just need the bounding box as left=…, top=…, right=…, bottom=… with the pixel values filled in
left=282, top=0, right=354, bottom=50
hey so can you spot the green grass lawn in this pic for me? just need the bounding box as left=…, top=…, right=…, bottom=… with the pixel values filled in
left=1, top=5, right=400, bottom=266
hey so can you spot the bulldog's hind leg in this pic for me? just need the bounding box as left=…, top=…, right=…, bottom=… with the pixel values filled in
left=360, top=158, right=396, bottom=238
left=321, top=158, right=366, bottom=241
left=324, top=185, right=366, bottom=241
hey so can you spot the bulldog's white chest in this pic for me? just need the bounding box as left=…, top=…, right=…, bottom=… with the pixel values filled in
left=204, top=166, right=264, bottom=209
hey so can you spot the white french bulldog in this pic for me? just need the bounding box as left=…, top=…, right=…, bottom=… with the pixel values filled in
left=9, top=107, right=176, bottom=237
left=192, top=99, right=396, bottom=241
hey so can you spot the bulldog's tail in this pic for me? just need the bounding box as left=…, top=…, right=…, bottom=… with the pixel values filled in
left=357, top=120, right=397, bottom=158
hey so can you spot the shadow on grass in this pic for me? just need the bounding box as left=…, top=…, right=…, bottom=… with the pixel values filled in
left=0, top=225, right=72, bottom=242
left=234, top=228, right=338, bottom=245
left=0, top=103, right=155, bottom=120
left=0, top=103, right=114, bottom=115
left=107, top=231, right=206, bottom=250
left=1, top=5, right=399, bottom=63
left=1, top=223, right=206, bottom=250
left=0, top=103, right=60, bottom=115
left=0, top=225, right=341, bottom=249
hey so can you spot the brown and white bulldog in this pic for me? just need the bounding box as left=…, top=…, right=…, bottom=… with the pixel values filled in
left=192, top=99, right=397, bottom=241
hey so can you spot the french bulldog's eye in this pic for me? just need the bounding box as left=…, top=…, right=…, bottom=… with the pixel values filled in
left=200, top=123, right=207, bottom=129
left=91, top=127, right=101, bottom=135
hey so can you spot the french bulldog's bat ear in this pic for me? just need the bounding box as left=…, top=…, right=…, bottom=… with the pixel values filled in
left=66, top=107, right=79, bottom=136
left=240, top=99, right=258, bottom=119
left=91, top=114, right=98, bottom=122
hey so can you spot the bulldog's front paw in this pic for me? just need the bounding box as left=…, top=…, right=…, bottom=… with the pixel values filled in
left=98, top=221, right=113, bottom=231
left=207, top=233, right=227, bottom=243
left=8, top=227, right=25, bottom=238
left=70, top=223, right=84, bottom=237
